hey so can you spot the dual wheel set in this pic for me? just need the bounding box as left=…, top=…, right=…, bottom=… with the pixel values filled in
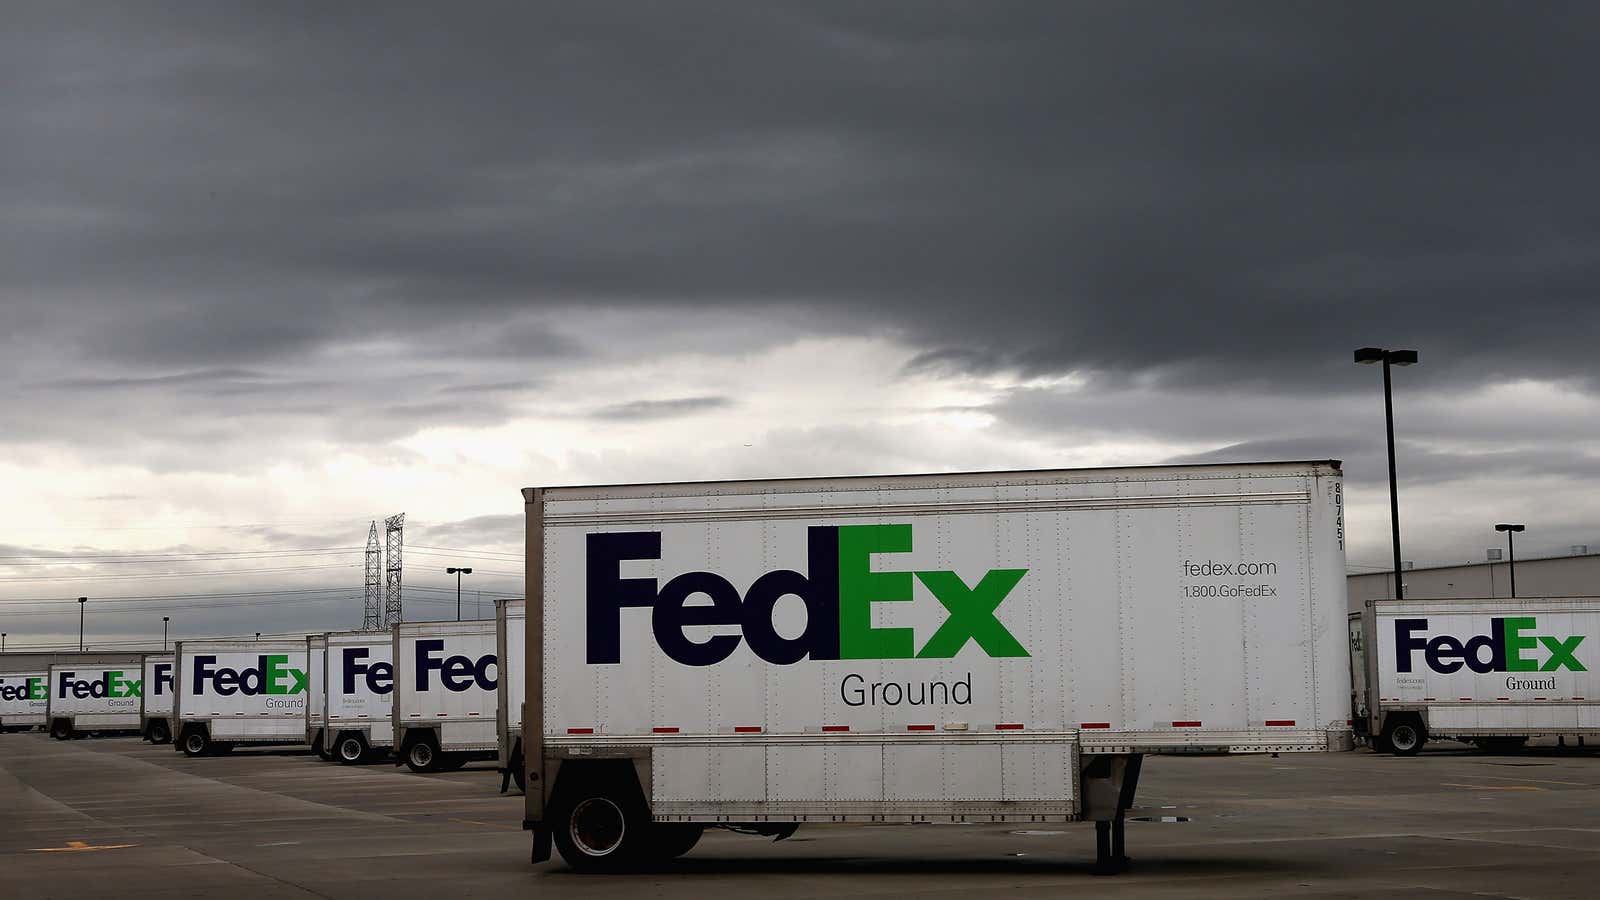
left=311, top=729, right=381, bottom=766
left=549, top=781, right=704, bottom=873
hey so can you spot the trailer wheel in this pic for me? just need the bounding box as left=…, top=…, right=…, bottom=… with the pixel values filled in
left=1383, top=717, right=1426, bottom=756
left=49, top=719, right=74, bottom=741
left=550, top=779, right=651, bottom=872
left=148, top=720, right=171, bottom=744
left=404, top=735, right=441, bottom=773
left=647, top=824, right=704, bottom=861
left=337, top=733, right=369, bottom=765
left=182, top=729, right=211, bottom=757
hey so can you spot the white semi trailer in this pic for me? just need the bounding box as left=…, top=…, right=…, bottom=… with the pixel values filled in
left=305, top=635, right=328, bottom=758
left=0, top=671, right=49, bottom=732
left=46, top=656, right=145, bottom=739
left=496, top=598, right=526, bottom=791
left=172, top=640, right=310, bottom=756
left=140, top=653, right=176, bottom=744
left=1351, top=597, right=1600, bottom=755
left=392, top=619, right=500, bottom=772
left=322, top=629, right=395, bottom=764
left=520, top=462, right=1353, bottom=872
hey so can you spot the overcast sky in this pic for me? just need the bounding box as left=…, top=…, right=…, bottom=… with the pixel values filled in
left=4, top=3, right=1598, bottom=650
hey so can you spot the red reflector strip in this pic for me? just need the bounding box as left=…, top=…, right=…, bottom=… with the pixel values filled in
left=1497, top=698, right=1510, bottom=701
left=995, top=723, right=1024, bottom=731
left=1459, top=698, right=1472, bottom=701
left=652, top=727, right=679, bottom=734
left=1422, top=697, right=1436, bottom=701
left=1080, top=722, right=1111, bottom=729
left=906, top=724, right=936, bottom=731
left=1346, top=719, right=1354, bottom=726
left=467, top=712, right=480, bottom=716
left=821, top=725, right=850, bottom=732
left=1535, top=698, right=1548, bottom=701
left=567, top=727, right=594, bottom=734
left=1264, top=719, right=1296, bottom=727
left=733, top=726, right=762, bottom=733
left=1172, top=720, right=1203, bottom=728
left=1575, top=697, right=1587, bottom=701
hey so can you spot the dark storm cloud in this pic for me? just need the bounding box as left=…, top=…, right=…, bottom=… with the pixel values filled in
left=5, top=2, right=1600, bottom=390
left=589, top=396, right=736, bottom=421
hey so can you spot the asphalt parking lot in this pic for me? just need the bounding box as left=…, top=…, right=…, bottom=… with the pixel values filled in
left=2, top=734, right=1598, bottom=899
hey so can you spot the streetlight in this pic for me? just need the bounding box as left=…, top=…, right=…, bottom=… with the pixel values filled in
left=446, top=567, right=474, bottom=621
left=163, top=616, right=170, bottom=652
left=78, top=596, right=87, bottom=651
left=1495, top=524, right=1526, bottom=598
left=1354, top=347, right=1419, bottom=600
left=2, top=632, right=6, bottom=653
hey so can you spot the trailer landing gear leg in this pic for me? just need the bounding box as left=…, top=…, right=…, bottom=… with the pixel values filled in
left=1083, top=752, right=1141, bottom=876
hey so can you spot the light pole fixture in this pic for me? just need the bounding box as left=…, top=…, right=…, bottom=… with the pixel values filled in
left=446, top=567, right=474, bottom=621
left=163, top=616, right=170, bottom=652
left=1354, top=347, right=1419, bottom=600
left=78, top=596, right=87, bottom=651
left=1495, top=523, right=1526, bottom=598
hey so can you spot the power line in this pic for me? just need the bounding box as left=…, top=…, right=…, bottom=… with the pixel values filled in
left=0, top=563, right=358, bottom=584
left=0, top=545, right=362, bottom=562
left=410, top=545, right=524, bottom=559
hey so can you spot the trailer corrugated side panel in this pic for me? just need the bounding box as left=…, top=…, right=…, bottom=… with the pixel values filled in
left=142, top=654, right=176, bottom=719
left=535, top=462, right=1349, bottom=820
left=393, top=621, right=498, bottom=751
left=0, top=671, right=49, bottom=727
left=1375, top=598, right=1600, bottom=733
left=325, top=632, right=395, bottom=748
left=47, top=658, right=144, bottom=729
left=174, top=641, right=309, bottom=740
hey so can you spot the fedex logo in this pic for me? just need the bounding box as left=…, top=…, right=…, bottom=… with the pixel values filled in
left=413, top=640, right=496, bottom=693
left=1395, top=617, right=1586, bottom=674
left=150, top=663, right=173, bottom=697
left=56, top=670, right=141, bottom=699
left=192, top=655, right=307, bottom=696
left=587, top=524, right=1029, bottom=667
left=342, top=648, right=394, bottom=695
left=0, top=677, right=47, bottom=702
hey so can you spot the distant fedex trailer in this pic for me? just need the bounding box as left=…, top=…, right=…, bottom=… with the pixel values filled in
left=1352, top=597, right=1600, bottom=755
left=392, top=620, right=500, bottom=773
left=46, top=656, right=145, bottom=739
left=172, top=640, right=309, bottom=756
left=496, top=598, right=526, bottom=792
left=321, top=630, right=395, bottom=764
left=306, top=635, right=328, bottom=757
left=520, top=462, right=1353, bottom=872
left=0, top=671, right=49, bottom=732
left=140, top=653, right=176, bottom=744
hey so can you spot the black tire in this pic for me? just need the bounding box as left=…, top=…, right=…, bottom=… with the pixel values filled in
left=512, top=766, right=527, bottom=793
left=404, top=736, right=440, bottom=773
left=50, top=719, right=74, bottom=741
left=1383, top=717, right=1426, bottom=757
left=648, top=824, right=704, bottom=861
left=337, top=733, right=368, bottom=765
left=148, top=720, right=171, bottom=745
left=182, top=729, right=210, bottom=757
left=550, top=777, right=653, bottom=872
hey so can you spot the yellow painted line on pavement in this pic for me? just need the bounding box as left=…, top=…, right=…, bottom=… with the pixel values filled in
left=1441, top=783, right=1545, bottom=791
left=29, top=840, right=138, bottom=852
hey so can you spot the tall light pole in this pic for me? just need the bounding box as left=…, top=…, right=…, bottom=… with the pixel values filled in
left=1495, top=524, right=1525, bottom=598
left=2, top=632, right=6, bottom=653
left=446, top=567, right=474, bottom=621
left=163, top=616, right=170, bottom=652
left=78, top=596, right=87, bottom=651
left=1355, top=347, right=1419, bottom=600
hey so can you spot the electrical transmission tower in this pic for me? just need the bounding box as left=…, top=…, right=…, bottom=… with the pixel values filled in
left=362, top=521, right=383, bottom=631
left=383, top=513, right=406, bottom=627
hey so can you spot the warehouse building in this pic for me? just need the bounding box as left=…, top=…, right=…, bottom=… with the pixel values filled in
left=1347, top=546, right=1600, bottom=613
